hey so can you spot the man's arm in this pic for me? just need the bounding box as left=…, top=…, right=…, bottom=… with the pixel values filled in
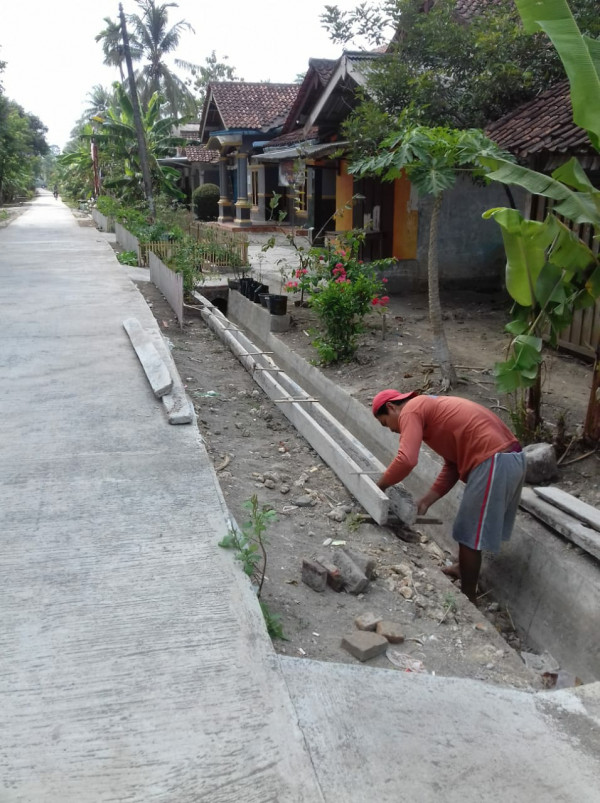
left=376, top=412, right=422, bottom=491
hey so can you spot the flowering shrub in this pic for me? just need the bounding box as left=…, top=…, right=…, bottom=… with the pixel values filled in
left=295, top=230, right=393, bottom=363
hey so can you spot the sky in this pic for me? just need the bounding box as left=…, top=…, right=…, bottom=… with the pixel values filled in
left=0, top=0, right=366, bottom=150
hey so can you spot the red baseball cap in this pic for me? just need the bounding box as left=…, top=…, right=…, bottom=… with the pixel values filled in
left=371, top=389, right=418, bottom=416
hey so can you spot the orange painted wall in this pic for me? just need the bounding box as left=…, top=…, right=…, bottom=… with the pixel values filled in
left=335, top=161, right=354, bottom=231
left=393, top=172, right=418, bottom=259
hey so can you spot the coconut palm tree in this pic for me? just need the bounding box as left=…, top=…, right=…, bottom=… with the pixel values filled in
left=82, top=85, right=117, bottom=121
left=128, top=0, right=197, bottom=117
left=95, top=16, right=140, bottom=84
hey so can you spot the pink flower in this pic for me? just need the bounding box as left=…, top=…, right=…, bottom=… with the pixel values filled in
left=381, top=296, right=390, bottom=304
left=335, top=262, right=343, bottom=268
left=371, top=297, right=380, bottom=306
left=382, top=278, right=388, bottom=283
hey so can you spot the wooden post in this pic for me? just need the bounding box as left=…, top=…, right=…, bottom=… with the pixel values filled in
left=584, top=344, right=600, bottom=445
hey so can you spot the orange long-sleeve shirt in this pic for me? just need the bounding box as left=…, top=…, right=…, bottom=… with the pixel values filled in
left=381, top=395, right=520, bottom=497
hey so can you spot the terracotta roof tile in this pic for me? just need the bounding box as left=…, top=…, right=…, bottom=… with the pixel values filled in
left=266, top=126, right=320, bottom=147
left=209, top=82, right=301, bottom=130
left=183, top=147, right=220, bottom=163
left=486, top=81, right=593, bottom=158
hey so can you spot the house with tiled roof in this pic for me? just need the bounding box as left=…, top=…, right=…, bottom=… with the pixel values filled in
left=486, top=80, right=598, bottom=170
left=197, top=82, right=301, bottom=227
left=251, top=48, right=511, bottom=290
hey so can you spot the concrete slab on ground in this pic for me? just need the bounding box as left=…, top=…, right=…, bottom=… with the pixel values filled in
left=281, top=657, right=600, bottom=803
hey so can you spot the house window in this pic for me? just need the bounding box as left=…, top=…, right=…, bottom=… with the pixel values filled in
left=295, top=169, right=308, bottom=213
left=251, top=170, right=259, bottom=207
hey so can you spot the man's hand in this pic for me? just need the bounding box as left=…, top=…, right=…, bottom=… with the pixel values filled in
left=416, top=490, right=441, bottom=515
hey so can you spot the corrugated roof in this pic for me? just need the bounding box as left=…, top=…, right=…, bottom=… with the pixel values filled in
left=208, top=82, right=301, bottom=130
left=485, top=80, right=593, bottom=159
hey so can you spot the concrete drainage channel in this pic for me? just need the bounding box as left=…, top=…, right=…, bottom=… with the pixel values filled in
left=192, top=289, right=600, bottom=683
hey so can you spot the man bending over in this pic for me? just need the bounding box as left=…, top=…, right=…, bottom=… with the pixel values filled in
left=373, top=389, right=525, bottom=603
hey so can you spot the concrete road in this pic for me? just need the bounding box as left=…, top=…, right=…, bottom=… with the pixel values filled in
left=1, top=194, right=599, bottom=802
left=0, top=194, right=323, bottom=801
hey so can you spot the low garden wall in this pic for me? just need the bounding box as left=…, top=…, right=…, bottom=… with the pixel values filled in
left=115, top=222, right=140, bottom=255
left=149, top=251, right=183, bottom=327
left=92, top=208, right=114, bottom=233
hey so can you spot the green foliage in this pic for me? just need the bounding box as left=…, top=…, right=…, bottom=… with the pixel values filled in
left=168, top=235, right=205, bottom=295
left=218, top=495, right=284, bottom=638
left=482, top=0, right=600, bottom=418
left=0, top=96, right=49, bottom=202
left=95, top=195, right=121, bottom=218
left=96, top=2, right=197, bottom=117
left=352, top=125, right=510, bottom=196
left=177, top=50, right=242, bottom=108
left=259, top=601, right=287, bottom=641
left=192, top=183, right=220, bottom=221
left=324, top=0, right=600, bottom=137
left=80, top=84, right=188, bottom=204
left=117, top=250, right=138, bottom=266
left=285, top=230, right=391, bottom=364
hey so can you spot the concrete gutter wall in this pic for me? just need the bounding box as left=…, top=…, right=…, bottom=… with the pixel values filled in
left=228, top=303, right=600, bottom=682
left=228, top=289, right=291, bottom=336
left=149, top=252, right=184, bottom=327
left=91, top=209, right=114, bottom=233
left=115, top=222, right=139, bottom=255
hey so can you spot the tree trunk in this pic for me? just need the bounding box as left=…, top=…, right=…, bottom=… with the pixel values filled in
left=119, top=3, right=155, bottom=219
left=583, top=344, right=600, bottom=445
left=525, top=370, right=543, bottom=435
left=428, top=192, right=457, bottom=389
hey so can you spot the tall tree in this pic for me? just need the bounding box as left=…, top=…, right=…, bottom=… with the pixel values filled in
left=0, top=99, right=49, bottom=202
left=95, top=16, right=141, bottom=84
left=82, top=85, right=117, bottom=122
left=176, top=50, right=242, bottom=107
left=127, top=0, right=197, bottom=117
left=322, top=0, right=600, bottom=133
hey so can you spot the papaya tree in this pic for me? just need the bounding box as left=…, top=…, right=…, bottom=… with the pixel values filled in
left=351, top=125, right=511, bottom=390
left=481, top=0, right=600, bottom=441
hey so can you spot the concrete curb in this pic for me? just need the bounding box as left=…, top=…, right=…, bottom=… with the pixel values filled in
left=123, top=317, right=173, bottom=397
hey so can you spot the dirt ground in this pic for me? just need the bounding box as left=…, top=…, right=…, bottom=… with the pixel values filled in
left=131, top=271, right=598, bottom=690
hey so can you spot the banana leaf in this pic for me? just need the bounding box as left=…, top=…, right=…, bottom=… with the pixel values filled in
left=481, top=156, right=600, bottom=227
left=483, top=208, right=557, bottom=305
left=514, top=0, right=600, bottom=148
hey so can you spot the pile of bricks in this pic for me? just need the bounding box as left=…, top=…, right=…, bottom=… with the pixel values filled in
left=341, top=613, right=405, bottom=662
left=302, top=547, right=377, bottom=596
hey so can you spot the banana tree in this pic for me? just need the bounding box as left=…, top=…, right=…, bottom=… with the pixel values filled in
left=88, top=84, right=186, bottom=203
left=482, top=0, right=600, bottom=440
left=351, top=126, right=510, bottom=389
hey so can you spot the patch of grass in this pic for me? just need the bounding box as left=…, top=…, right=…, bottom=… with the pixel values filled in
left=117, top=250, right=138, bottom=267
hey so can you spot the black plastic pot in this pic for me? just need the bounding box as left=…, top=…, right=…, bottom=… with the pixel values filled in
left=268, top=294, right=288, bottom=316
left=228, top=279, right=240, bottom=291
left=258, top=293, right=270, bottom=308
left=239, top=277, right=252, bottom=296
left=253, top=283, right=269, bottom=303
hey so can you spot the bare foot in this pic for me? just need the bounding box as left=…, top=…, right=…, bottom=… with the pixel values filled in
left=441, top=562, right=460, bottom=580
